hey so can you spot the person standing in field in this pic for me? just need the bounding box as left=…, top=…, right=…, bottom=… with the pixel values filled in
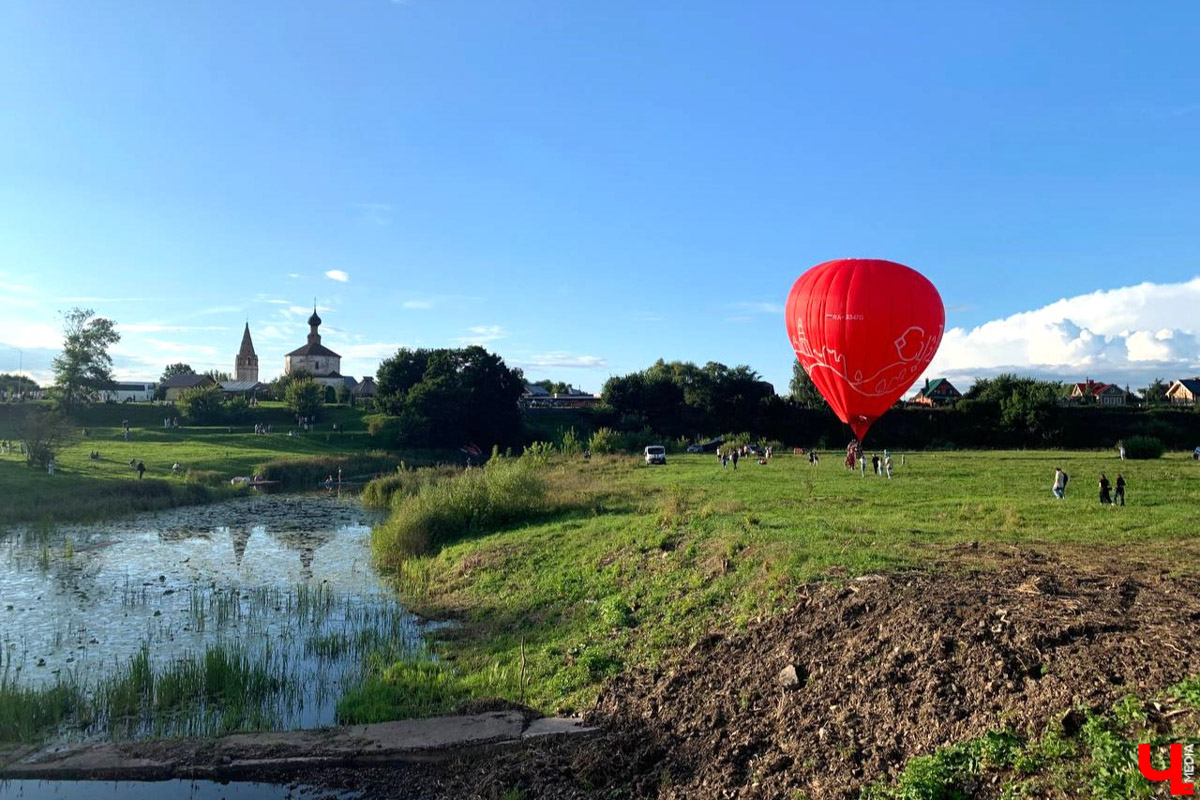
left=136, top=461, right=146, bottom=480
left=1118, top=441, right=1126, bottom=460
left=1099, top=473, right=1112, bottom=505
left=884, top=451, right=893, bottom=479
left=1114, top=474, right=1126, bottom=506
left=1052, top=467, right=1066, bottom=500
left=731, top=449, right=739, bottom=470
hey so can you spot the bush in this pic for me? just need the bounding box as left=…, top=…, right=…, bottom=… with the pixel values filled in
left=372, top=457, right=548, bottom=563
left=177, top=384, right=226, bottom=424
left=587, top=427, right=619, bottom=454
left=185, top=469, right=227, bottom=488
left=1121, top=435, right=1164, bottom=459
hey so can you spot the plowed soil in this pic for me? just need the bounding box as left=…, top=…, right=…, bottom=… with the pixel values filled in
left=292, top=547, right=1200, bottom=799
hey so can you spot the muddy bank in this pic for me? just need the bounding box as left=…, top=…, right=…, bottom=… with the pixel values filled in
left=282, top=547, right=1200, bottom=799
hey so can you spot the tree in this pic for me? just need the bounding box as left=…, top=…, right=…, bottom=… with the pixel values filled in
left=52, top=308, right=120, bottom=407
left=22, top=408, right=74, bottom=469
left=204, top=369, right=232, bottom=383
left=177, top=384, right=226, bottom=424
left=160, top=363, right=195, bottom=382
left=271, top=369, right=313, bottom=398
left=374, top=346, right=526, bottom=448
left=284, top=378, right=325, bottom=419
left=532, top=379, right=572, bottom=395
left=789, top=362, right=827, bottom=409
left=0, top=373, right=39, bottom=397
left=1143, top=378, right=1169, bottom=405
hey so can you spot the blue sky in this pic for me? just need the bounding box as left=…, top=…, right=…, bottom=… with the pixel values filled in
left=2, top=1, right=1199, bottom=393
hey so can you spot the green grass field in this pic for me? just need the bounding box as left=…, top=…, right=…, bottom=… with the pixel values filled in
left=0, top=402, right=380, bottom=523
left=362, top=450, right=1200, bottom=719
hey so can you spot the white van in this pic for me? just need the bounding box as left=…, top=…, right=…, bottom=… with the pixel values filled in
left=644, top=445, right=667, bottom=465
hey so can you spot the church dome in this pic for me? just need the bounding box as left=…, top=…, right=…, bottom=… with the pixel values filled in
left=308, top=308, right=322, bottom=326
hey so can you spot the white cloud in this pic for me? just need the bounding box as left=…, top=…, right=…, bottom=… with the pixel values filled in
left=0, top=322, right=61, bottom=351
left=521, top=352, right=608, bottom=369
left=325, top=270, right=350, bottom=283
left=926, top=277, right=1200, bottom=389
left=402, top=300, right=434, bottom=310
left=454, top=325, right=506, bottom=345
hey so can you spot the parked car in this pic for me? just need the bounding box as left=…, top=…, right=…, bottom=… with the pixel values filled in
left=686, top=443, right=704, bottom=453
left=747, top=444, right=765, bottom=456
left=644, top=445, right=667, bottom=465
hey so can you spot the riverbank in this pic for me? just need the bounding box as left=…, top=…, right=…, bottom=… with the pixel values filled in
left=360, top=450, right=1200, bottom=797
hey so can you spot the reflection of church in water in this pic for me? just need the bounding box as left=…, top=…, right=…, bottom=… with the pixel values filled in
left=159, top=526, right=334, bottom=581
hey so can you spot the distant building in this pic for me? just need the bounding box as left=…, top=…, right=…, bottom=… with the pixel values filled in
left=161, top=373, right=216, bottom=401
left=102, top=382, right=156, bottom=403
left=1069, top=379, right=1127, bottom=406
left=912, top=378, right=961, bottom=407
left=220, top=379, right=269, bottom=397
left=285, top=307, right=345, bottom=389
left=352, top=376, right=377, bottom=398
left=1166, top=378, right=1200, bottom=406
left=519, top=383, right=600, bottom=409
left=235, top=323, right=259, bottom=383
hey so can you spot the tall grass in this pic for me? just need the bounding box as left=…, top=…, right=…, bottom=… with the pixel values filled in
left=371, top=456, right=549, bottom=564
left=254, top=451, right=405, bottom=491
left=361, top=463, right=461, bottom=509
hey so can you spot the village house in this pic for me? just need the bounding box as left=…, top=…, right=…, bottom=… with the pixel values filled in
left=1069, top=378, right=1128, bottom=406
left=160, top=373, right=215, bottom=401
left=1166, top=378, right=1200, bottom=406
left=912, top=378, right=961, bottom=407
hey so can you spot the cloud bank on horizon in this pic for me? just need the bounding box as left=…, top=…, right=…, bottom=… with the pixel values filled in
left=926, top=277, right=1200, bottom=389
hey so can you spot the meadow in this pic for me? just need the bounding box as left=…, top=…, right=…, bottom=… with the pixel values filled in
left=0, top=402, right=384, bottom=523
left=364, top=449, right=1200, bottom=717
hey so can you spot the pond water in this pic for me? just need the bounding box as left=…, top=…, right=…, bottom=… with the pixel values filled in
left=0, top=495, right=427, bottom=737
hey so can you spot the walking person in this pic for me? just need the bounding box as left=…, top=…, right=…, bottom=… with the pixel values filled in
left=1114, top=474, right=1126, bottom=506
left=1098, top=473, right=1112, bottom=506
left=731, top=449, right=739, bottom=470
left=1052, top=467, right=1066, bottom=500
left=136, top=461, right=146, bottom=480
left=871, top=454, right=879, bottom=475
left=884, top=451, right=893, bottom=479
left=1118, top=441, right=1126, bottom=461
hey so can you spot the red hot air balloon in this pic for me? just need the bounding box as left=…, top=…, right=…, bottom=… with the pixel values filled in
left=785, top=259, right=944, bottom=442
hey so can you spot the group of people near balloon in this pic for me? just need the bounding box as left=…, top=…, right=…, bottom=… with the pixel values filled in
left=844, top=440, right=894, bottom=478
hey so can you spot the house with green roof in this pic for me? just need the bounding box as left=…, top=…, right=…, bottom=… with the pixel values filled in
left=913, top=377, right=962, bottom=406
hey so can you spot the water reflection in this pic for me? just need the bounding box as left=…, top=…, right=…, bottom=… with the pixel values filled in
left=0, top=496, right=424, bottom=736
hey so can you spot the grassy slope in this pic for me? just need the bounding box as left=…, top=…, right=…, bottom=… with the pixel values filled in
left=368, top=451, right=1200, bottom=718
left=0, top=402, right=379, bottom=523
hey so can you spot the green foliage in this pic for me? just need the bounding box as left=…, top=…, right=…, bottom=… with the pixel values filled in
left=603, top=359, right=775, bottom=438
left=1142, top=378, right=1169, bottom=405
left=284, top=378, right=325, bottom=419
left=20, top=407, right=74, bottom=468
left=1121, top=435, right=1164, bottom=459
left=254, top=452, right=403, bottom=491
left=375, top=346, right=526, bottom=450
left=177, top=384, right=227, bottom=424
left=559, top=426, right=583, bottom=457
left=587, top=426, right=619, bottom=454
left=337, top=658, right=468, bottom=723
left=371, top=456, right=548, bottom=563
left=789, top=361, right=827, bottom=409
left=361, top=464, right=460, bottom=509
left=0, top=372, right=40, bottom=396
left=52, top=307, right=120, bottom=407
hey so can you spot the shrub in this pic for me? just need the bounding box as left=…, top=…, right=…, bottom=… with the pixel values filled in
left=372, top=457, right=548, bottom=563
left=185, top=469, right=227, bottom=488
left=587, top=427, right=619, bottom=454
left=1121, top=435, right=1164, bottom=459
left=177, top=384, right=226, bottom=424
left=559, top=426, right=583, bottom=457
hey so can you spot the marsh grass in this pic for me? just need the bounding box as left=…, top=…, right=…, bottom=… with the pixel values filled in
left=361, top=463, right=461, bottom=509
left=371, top=455, right=551, bottom=563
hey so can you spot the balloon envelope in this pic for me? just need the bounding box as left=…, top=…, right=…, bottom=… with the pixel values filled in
left=785, top=258, right=944, bottom=441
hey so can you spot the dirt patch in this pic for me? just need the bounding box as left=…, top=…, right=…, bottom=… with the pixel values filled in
left=583, top=547, right=1200, bottom=799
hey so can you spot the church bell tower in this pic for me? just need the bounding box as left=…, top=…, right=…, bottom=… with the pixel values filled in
left=235, top=323, right=259, bottom=382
